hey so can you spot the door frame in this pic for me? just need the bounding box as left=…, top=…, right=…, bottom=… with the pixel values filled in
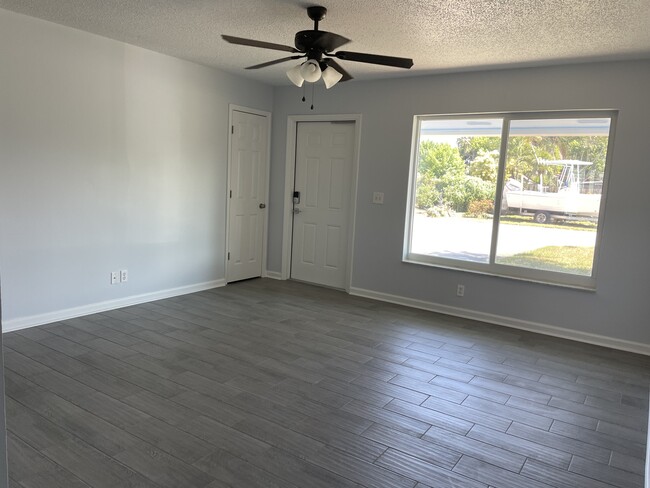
left=226, top=104, right=272, bottom=281
left=280, top=114, right=362, bottom=292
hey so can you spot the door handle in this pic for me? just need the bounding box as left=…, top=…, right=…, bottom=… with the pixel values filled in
left=293, top=208, right=301, bottom=214
left=259, top=203, right=266, bottom=209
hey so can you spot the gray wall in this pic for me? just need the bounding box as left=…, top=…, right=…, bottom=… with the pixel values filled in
left=0, top=9, right=273, bottom=324
left=269, top=61, right=650, bottom=346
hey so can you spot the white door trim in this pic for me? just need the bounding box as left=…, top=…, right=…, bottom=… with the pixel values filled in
left=281, top=114, right=362, bottom=292
left=226, top=104, right=272, bottom=280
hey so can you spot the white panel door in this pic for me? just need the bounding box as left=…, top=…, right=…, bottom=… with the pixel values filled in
left=227, top=110, right=268, bottom=282
left=291, top=121, right=355, bottom=289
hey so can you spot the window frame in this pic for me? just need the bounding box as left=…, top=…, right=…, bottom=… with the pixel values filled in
left=403, top=110, right=617, bottom=290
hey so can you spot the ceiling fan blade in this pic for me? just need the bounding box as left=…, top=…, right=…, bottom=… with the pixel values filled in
left=324, top=59, right=353, bottom=82
left=315, top=32, right=351, bottom=52
left=245, top=56, right=305, bottom=70
left=332, top=51, right=414, bottom=69
left=222, top=35, right=299, bottom=53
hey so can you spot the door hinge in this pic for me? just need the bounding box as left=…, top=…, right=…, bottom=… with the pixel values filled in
left=227, top=252, right=230, bottom=260
left=231, top=125, right=234, bottom=134
left=229, top=190, right=232, bottom=198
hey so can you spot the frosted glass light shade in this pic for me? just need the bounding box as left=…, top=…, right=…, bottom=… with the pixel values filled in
left=299, top=60, right=321, bottom=83
left=322, top=66, right=343, bottom=89
left=286, top=64, right=304, bottom=87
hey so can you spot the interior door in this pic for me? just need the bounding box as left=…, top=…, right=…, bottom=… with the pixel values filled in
left=227, top=109, right=268, bottom=282
left=291, top=121, right=355, bottom=289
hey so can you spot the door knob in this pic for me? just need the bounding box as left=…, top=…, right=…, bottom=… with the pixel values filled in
left=259, top=203, right=266, bottom=209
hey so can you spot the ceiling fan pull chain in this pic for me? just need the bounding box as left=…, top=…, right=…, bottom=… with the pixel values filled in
left=310, top=83, right=315, bottom=110
left=301, top=82, right=306, bottom=102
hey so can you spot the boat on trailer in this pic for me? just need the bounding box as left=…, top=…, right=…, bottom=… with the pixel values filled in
left=503, top=160, right=601, bottom=223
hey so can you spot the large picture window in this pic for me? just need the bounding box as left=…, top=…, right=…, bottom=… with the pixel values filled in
left=404, top=111, right=615, bottom=288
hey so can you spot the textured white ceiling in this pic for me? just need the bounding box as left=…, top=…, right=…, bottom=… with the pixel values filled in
left=2, top=0, right=650, bottom=85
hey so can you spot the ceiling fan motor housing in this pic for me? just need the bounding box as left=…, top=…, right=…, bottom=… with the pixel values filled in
left=295, top=31, right=328, bottom=58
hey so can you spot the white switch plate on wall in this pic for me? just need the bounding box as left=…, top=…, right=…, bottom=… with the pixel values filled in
left=372, top=192, right=384, bottom=204
left=110, top=271, right=119, bottom=285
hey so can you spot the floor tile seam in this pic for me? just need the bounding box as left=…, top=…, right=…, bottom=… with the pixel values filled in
left=12, top=373, right=224, bottom=466
left=68, top=316, right=151, bottom=342
left=360, top=421, right=464, bottom=466
left=386, top=377, right=468, bottom=405
left=292, top=416, right=390, bottom=463
left=314, top=378, right=395, bottom=408
left=459, top=395, right=555, bottom=429
left=6, top=430, right=104, bottom=488
left=566, top=455, right=645, bottom=488
left=9, top=364, right=231, bottom=468
left=310, top=445, right=420, bottom=488
left=324, top=323, right=417, bottom=347
left=6, top=402, right=168, bottom=488
left=417, top=396, right=514, bottom=430
left=546, top=402, right=648, bottom=432
left=465, top=424, right=573, bottom=469
left=519, top=456, right=617, bottom=488
left=537, top=375, right=633, bottom=402
left=507, top=422, right=616, bottom=460
left=594, top=419, right=650, bottom=444
left=586, top=396, right=650, bottom=415
left=548, top=420, right=647, bottom=456
left=502, top=395, right=609, bottom=428
left=382, top=397, right=482, bottom=431
left=420, top=424, right=530, bottom=472
left=191, top=447, right=303, bottom=488
left=449, top=453, right=541, bottom=487
left=502, top=375, right=589, bottom=402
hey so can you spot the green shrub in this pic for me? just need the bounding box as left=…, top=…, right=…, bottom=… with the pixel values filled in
left=465, top=199, right=494, bottom=218
left=415, top=173, right=441, bottom=209
left=444, top=176, right=495, bottom=212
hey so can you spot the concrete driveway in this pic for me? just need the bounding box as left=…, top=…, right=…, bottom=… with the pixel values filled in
left=411, top=213, right=597, bottom=262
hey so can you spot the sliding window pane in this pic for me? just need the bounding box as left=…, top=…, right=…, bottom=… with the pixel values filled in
left=496, top=117, right=611, bottom=276
left=409, top=118, right=502, bottom=263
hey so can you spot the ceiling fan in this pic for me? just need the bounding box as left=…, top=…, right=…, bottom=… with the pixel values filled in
left=222, top=5, right=414, bottom=89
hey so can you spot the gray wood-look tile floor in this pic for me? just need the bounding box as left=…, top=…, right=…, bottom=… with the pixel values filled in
left=3, top=278, right=649, bottom=488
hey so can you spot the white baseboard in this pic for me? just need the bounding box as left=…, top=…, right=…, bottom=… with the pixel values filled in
left=265, top=271, right=283, bottom=280
left=349, top=287, right=650, bottom=356
left=2, top=279, right=226, bottom=333
left=646, top=392, right=650, bottom=488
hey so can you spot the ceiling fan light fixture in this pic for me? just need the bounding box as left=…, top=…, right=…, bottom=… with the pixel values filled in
left=299, top=59, right=322, bottom=83
left=286, top=64, right=305, bottom=87
left=322, top=65, right=343, bottom=89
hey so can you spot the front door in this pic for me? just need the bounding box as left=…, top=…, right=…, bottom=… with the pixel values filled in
left=291, top=121, right=355, bottom=289
left=227, top=109, right=268, bottom=282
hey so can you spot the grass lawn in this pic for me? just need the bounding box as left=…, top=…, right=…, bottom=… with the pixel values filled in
left=497, top=246, right=594, bottom=275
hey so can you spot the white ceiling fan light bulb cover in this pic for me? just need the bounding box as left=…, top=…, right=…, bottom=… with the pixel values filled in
left=300, top=59, right=322, bottom=83
left=286, top=64, right=305, bottom=87
left=322, top=66, right=343, bottom=89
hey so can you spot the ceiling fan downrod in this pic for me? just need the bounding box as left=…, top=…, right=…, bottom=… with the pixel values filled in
left=307, top=6, right=327, bottom=31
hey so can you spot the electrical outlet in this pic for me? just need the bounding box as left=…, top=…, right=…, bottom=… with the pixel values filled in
left=372, top=192, right=384, bottom=204
left=120, top=269, right=128, bottom=283
left=110, top=271, right=119, bottom=285
left=457, top=284, right=465, bottom=297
